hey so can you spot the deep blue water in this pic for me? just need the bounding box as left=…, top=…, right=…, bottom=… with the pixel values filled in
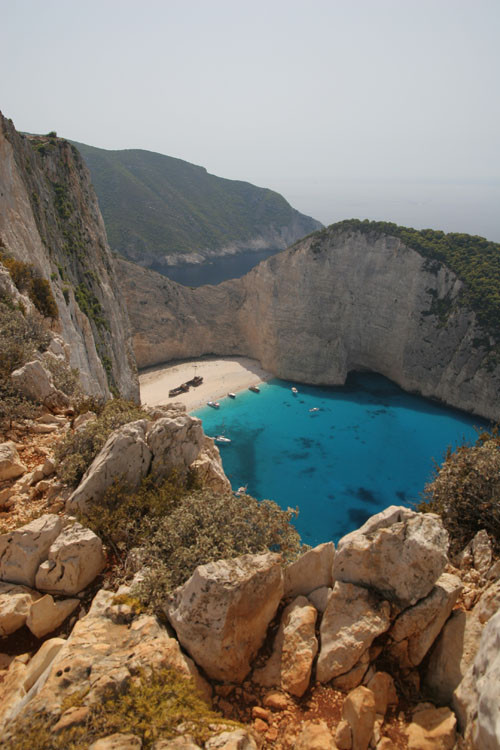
left=193, top=373, right=488, bottom=546
left=152, top=247, right=282, bottom=287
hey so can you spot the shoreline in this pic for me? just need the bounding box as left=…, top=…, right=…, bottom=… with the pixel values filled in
left=139, top=356, right=273, bottom=412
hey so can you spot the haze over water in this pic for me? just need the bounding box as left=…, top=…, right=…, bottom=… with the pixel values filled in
left=194, top=373, right=487, bottom=546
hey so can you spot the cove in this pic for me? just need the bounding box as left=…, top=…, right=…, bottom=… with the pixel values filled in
left=153, top=247, right=282, bottom=287
left=193, top=372, right=488, bottom=547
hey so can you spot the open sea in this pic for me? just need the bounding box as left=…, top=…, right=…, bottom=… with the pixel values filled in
left=193, top=373, right=488, bottom=547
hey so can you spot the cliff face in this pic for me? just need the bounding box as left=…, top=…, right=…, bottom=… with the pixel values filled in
left=118, top=225, right=500, bottom=421
left=0, top=115, right=138, bottom=400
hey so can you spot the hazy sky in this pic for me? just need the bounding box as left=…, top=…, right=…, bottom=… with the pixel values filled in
left=2, top=0, right=500, bottom=238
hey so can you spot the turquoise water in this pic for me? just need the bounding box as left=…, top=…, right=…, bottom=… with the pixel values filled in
left=193, top=373, right=488, bottom=546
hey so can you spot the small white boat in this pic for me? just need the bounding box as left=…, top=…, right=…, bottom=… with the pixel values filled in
left=249, top=385, right=260, bottom=393
left=309, top=407, right=320, bottom=412
left=228, top=392, right=236, bottom=399
left=291, top=386, right=298, bottom=394
left=214, top=435, right=231, bottom=445
left=236, top=485, right=248, bottom=496
left=207, top=401, right=220, bottom=409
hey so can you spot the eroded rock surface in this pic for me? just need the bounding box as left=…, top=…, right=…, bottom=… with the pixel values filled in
left=333, top=507, right=449, bottom=607
left=167, top=553, right=283, bottom=682
left=253, top=595, right=318, bottom=697
left=316, top=581, right=391, bottom=684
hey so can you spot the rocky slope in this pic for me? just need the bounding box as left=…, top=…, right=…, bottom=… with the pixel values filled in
left=0, top=114, right=138, bottom=401
left=118, top=223, right=500, bottom=421
left=72, top=140, right=322, bottom=271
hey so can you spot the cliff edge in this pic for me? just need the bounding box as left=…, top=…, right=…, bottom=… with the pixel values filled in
left=0, top=114, right=138, bottom=401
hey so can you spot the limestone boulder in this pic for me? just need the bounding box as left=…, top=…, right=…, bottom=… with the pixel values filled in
left=294, top=720, right=336, bottom=749
left=11, top=360, right=69, bottom=412
left=284, top=542, right=334, bottom=598
left=454, top=608, right=500, bottom=749
left=316, top=581, right=391, bottom=684
left=67, top=420, right=152, bottom=513
left=89, top=735, right=142, bottom=750
left=22, top=637, right=66, bottom=692
left=35, top=521, right=105, bottom=595
left=474, top=580, right=500, bottom=624
left=167, top=553, right=283, bottom=683
left=334, top=507, right=449, bottom=608
left=365, top=672, right=398, bottom=716
left=0, top=441, right=27, bottom=481
left=424, top=609, right=483, bottom=705
left=0, top=514, right=62, bottom=586
left=146, top=414, right=204, bottom=480
left=26, top=594, right=80, bottom=638
left=406, top=706, right=456, bottom=750
left=0, top=582, right=40, bottom=636
left=17, top=589, right=210, bottom=723
left=253, top=595, right=318, bottom=697
left=342, top=686, right=376, bottom=750
left=308, top=586, right=332, bottom=613
left=205, top=730, right=258, bottom=749
left=189, top=436, right=232, bottom=494
left=387, top=572, right=462, bottom=668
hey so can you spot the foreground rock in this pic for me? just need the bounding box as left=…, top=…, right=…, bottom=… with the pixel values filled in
left=0, top=441, right=27, bottom=481
left=252, top=595, right=318, bottom=696
left=388, top=572, right=462, bottom=668
left=167, top=553, right=283, bottom=682
left=454, top=608, right=500, bottom=749
left=333, top=506, right=449, bottom=607
left=406, top=706, right=456, bottom=750
left=316, top=581, right=391, bottom=684
left=67, top=412, right=207, bottom=513
left=283, top=542, right=334, bottom=598
left=6, top=589, right=210, bottom=728
left=35, top=521, right=105, bottom=595
left=0, top=514, right=62, bottom=587
left=11, top=360, right=69, bottom=413
left=0, top=582, right=40, bottom=636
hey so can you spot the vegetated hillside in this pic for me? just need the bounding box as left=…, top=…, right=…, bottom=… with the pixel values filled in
left=71, top=140, right=322, bottom=270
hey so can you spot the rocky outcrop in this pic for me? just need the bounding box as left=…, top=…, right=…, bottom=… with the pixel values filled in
left=454, top=609, right=500, bottom=749
left=67, top=411, right=208, bottom=512
left=333, top=507, right=449, bottom=607
left=5, top=589, right=210, bottom=727
left=118, top=225, right=500, bottom=422
left=252, top=595, right=318, bottom=697
left=316, top=582, right=391, bottom=685
left=11, top=360, right=70, bottom=413
left=0, top=514, right=104, bottom=600
left=166, top=553, right=283, bottom=682
left=0, top=442, right=27, bottom=482
left=0, top=112, right=138, bottom=400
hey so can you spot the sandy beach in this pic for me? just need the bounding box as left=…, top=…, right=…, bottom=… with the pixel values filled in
left=139, top=356, right=272, bottom=412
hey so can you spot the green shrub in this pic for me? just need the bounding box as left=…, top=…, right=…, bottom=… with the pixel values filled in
left=134, top=488, right=302, bottom=610
left=43, top=357, right=81, bottom=397
left=4, top=668, right=234, bottom=749
left=418, top=429, right=500, bottom=556
left=56, top=399, right=149, bottom=487
left=79, top=472, right=193, bottom=554
left=1, top=255, right=58, bottom=319
left=0, top=300, right=50, bottom=381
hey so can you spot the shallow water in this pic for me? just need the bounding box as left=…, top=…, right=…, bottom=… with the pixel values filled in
left=193, top=373, right=488, bottom=546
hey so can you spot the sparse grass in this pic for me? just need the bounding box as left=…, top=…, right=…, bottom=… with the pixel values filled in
left=3, top=668, right=239, bottom=749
